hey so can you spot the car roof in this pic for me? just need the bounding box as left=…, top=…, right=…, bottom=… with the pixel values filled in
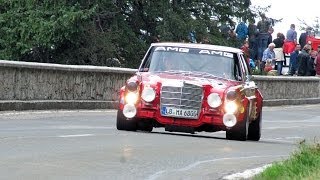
left=151, top=42, right=242, bottom=54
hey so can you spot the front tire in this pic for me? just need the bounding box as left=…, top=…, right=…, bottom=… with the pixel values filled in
left=226, top=109, right=249, bottom=141
left=248, top=110, right=262, bottom=141
left=116, top=110, right=137, bottom=131
left=138, top=122, right=153, bottom=132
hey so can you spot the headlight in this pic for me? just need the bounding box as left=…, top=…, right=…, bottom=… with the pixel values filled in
left=207, top=93, right=222, bottom=108
left=226, top=90, right=237, bottom=101
left=125, top=92, right=139, bottom=105
left=141, top=87, right=156, bottom=102
left=127, top=81, right=138, bottom=92
left=224, top=101, right=238, bottom=114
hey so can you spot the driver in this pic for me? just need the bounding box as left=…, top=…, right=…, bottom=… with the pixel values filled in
left=161, top=55, right=176, bottom=71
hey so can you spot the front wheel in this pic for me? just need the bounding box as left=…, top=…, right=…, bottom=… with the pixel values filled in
left=116, top=110, right=137, bottom=131
left=138, top=122, right=153, bottom=132
left=248, top=110, right=262, bottom=141
left=226, top=109, right=249, bottom=141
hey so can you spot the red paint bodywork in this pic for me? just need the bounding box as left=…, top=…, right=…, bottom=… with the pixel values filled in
left=119, top=72, right=263, bottom=131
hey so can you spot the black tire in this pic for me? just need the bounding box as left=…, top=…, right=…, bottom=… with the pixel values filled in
left=226, top=108, right=249, bottom=141
left=138, top=122, right=153, bottom=132
left=248, top=110, right=262, bottom=141
left=116, top=110, right=137, bottom=131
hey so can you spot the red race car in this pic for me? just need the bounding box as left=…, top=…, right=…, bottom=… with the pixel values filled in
left=116, top=42, right=263, bottom=141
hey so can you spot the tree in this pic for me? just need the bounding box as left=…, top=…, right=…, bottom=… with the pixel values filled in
left=0, top=0, right=261, bottom=68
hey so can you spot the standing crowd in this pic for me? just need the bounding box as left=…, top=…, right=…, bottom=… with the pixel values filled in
left=233, top=13, right=320, bottom=77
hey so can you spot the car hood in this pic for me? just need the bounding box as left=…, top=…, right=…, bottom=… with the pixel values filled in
left=138, top=72, right=239, bottom=89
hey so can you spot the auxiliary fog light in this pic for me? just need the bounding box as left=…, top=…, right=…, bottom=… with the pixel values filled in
left=224, top=101, right=238, bottom=114
left=125, top=92, right=139, bottom=105
left=223, top=113, right=237, bottom=128
left=123, top=104, right=137, bottom=118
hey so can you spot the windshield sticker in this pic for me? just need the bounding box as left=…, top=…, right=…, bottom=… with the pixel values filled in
left=199, top=50, right=233, bottom=58
left=155, top=47, right=190, bottom=53
left=154, top=46, right=233, bottom=58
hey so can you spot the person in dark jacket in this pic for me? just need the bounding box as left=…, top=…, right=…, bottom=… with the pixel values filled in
left=248, top=19, right=258, bottom=60
left=273, top=33, right=285, bottom=48
left=306, top=50, right=317, bottom=76
left=289, top=44, right=301, bottom=75
left=297, top=45, right=311, bottom=76
left=299, top=27, right=312, bottom=49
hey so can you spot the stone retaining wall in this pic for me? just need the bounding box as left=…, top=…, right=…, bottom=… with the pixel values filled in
left=0, top=60, right=319, bottom=110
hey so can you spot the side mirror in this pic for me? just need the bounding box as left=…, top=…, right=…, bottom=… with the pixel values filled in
left=140, top=68, right=149, bottom=72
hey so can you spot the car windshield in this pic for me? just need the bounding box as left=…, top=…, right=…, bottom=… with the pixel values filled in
left=140, top=46, right=236, bottom=80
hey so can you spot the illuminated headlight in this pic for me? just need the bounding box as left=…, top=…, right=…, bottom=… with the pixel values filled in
left=207, top=93, right=222, bottom=108
left=223, top=113, right=237, bottom=128
left=125, top=92, right=139, bottom=105
left=224, top=101, right=238, bottom=114
left=123, top=104, right=137, bottom=118
left=141, top=87, right=156, bottom=102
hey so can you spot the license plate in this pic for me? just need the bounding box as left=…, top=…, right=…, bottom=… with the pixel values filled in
left=161, top=106, right=198, bottom=119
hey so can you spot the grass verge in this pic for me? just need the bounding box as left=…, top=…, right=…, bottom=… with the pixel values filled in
left=254, top=140, right=320, bottom=180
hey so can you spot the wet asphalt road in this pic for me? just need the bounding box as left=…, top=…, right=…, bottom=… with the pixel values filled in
left=0, top=105, right=320, bottom=180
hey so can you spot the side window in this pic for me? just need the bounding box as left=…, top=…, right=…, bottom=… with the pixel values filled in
left=233, top=54, right=242, bottom=81
left=139, top=47, right=154, bottom=72
left=238, top=54, right=249, bottom=81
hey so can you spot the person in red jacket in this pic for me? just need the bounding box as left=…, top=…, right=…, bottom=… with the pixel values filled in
left=241, top=40, right=250, bottom=64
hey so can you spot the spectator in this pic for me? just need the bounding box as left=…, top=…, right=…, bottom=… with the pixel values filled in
left=248, top=18, right=258, bottom=60
left=267, top=27, right=274, bottom=45
left=273, top=33, right=285, bottom=75
left=220, top=23, right=231, bottom=39
left=235, top=20, right=248, bottom=46
left=286, top=24, right=297, bottom=43
left=201, top=36, right=210, bottom=44
left=189, top=31, right=197, bottom=43
left=257, top=13, right=272, bottom=62
left=152, top=35, right=161, bottom=43
left=297, top=44, right=312, bottom=76
left=288, top=44, right=301, bottom=76
left=241, top=40, right=250, bottom=64
left=307, top=50, right=317, bottom=76
left=264, top=59, right=273, bottom=72
left=261, top=43, right=276, bottom=71
left=299, top=27, right=312, bottom=49
left=284, top=24, right=297, bottom=54
left=316, top=46, right=320, bottom=77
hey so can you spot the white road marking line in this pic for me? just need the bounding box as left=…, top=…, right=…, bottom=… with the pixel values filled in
left=222, top=164, right=272, bottom=180
left=146, top=155, right=287, bottom=180
left=264, top=119, right=320, bottom=123
left=275, top=136, right=303, bottom=140
left=56, top=126, right=114, bottom=130
left=264, top=124, right=320, bottom=130
left=261, top=138, right=298, bottom=144
left=0, top=126, right=115, bottom=131
left=58, top=134, right=94, bottom=138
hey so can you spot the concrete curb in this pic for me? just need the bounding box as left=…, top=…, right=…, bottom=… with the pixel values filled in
left=1, top=99, right=320, bottom=111
left=263, top=98, right=320, bottom=106
left=0, top=100, right=119, bottom=111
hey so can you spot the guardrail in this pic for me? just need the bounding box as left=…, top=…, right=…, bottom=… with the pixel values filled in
left=1, top=60, right=319, bottom=111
